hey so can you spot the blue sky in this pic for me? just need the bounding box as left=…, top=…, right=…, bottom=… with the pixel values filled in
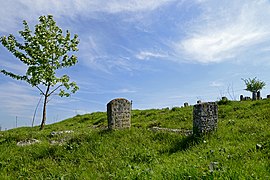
left=1, top=0, right=270, bottom=129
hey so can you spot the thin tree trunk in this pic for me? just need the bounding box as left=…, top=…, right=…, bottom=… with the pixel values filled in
left=40, top=85, right=50, bottom=130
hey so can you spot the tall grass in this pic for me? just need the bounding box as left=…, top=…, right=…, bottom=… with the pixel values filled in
left=0, top=100, right=269, bottom=179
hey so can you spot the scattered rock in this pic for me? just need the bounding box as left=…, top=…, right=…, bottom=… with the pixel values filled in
left=50, top=138, right=67, bottom=146
left=209, top=162, right=219, bottom=172
left=50, top=130, right=74, bottom=136
left=17, top=139, right=40, bottom=146
left=256, top=144, right=263, bottom=150
left=149, top=127, right=192, bottom=136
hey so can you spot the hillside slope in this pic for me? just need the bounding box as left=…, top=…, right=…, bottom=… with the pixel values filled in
left=0, top=100, right=269, bottom=179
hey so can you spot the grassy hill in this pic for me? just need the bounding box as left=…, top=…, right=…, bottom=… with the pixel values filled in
left=0, top=99, right=269, bottom=179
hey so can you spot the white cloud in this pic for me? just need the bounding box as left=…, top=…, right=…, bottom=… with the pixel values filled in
left=210, top=81, right=223, bottom=87
left=0, top=82, right=39, bottom=117
left=0, top=60, right=27, bottom=75
left=136, top=51, right=168, bottom=60
left=0, top=81, right=79, bottom=119
left=114, top=88, right=136, bottom=93
left=102, top=0, right=175, bottom=13
left=175, top=0, right=270, bottom=63
left=0, top=0, right=176, bottom=33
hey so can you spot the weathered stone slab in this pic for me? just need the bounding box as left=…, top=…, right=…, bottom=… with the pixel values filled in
left=107, top=98, right=131, bottom=129
left=193, top=102, right=218, bottom=136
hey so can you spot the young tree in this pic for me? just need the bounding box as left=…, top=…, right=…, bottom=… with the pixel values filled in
left=0, top=15, right=79, bottom=130
left=242, top=77, right=266, bottom=100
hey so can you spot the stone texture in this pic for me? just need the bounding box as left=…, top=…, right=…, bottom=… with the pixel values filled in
left=107, top=98, right=131, bottom=129
left=193, top=102, right=218, bottom=136
left=184, top=102, right=189, bottom=107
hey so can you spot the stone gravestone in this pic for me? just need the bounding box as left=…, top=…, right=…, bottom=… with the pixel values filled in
left=184, top=102, right=189, bottom=107
left=240, top=95, right=244, bottom=101
left=222, top=96, right=228, bottom=101
left=107, top=98, right=132, bottom=130
left=193, top=102, right=218, bottom=136
left=252, top=92, right=256, bottom=100
left=257, top=91, right=261, bottom=100
left=267, top=95, right=270, bottom=99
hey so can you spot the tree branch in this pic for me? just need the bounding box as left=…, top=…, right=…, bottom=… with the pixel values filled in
left=35, top=85, right=45, bottom=96
left=48, top=84, right=63, bottom=97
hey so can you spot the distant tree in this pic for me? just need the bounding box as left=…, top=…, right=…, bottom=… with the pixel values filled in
left=0, top=15, right=79, bottom=130
left=242, top=77, right=265, bottom=100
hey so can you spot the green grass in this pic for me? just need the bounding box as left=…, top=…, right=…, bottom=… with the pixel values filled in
left=0, top=100, right=270, bottom=179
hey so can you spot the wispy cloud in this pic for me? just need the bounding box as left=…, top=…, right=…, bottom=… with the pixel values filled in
left=79, top=87, right=137, bottom=95
left=0, top=82, right=39, bottom=117
left=0, top=59, right=27, bottom=74
left=210, top=81, right=223, bottom=87
left=113, top=88, right=137, bottom=93
left=175, top=0, right=270, bottom=63
left=79, top=36, right=139, bottom=73
left=136, top=51, right=168, bottom=60
left=0, top=0, right=176, bottom=33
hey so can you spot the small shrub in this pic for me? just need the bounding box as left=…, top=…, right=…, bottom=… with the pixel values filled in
left=171, top=107, right=180, bottom=111
left=217, top=98, right=231, bottom=105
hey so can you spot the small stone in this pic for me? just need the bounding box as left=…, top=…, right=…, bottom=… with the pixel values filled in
left=209, top=162, right=219, bottom=172
left=256, top=144, right=262, bottom=150
left=17, top=139, right=40, bottom=146
left=50, top=130, right=74, bottom=136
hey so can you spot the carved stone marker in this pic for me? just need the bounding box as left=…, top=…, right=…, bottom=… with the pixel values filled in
left=267, top=95, right=270, bottom=99
left=107, top=98, right=131, bottom=129
left=193, top=102, right=218, bottom=136
left=184, top=102, right=189, bottom=107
